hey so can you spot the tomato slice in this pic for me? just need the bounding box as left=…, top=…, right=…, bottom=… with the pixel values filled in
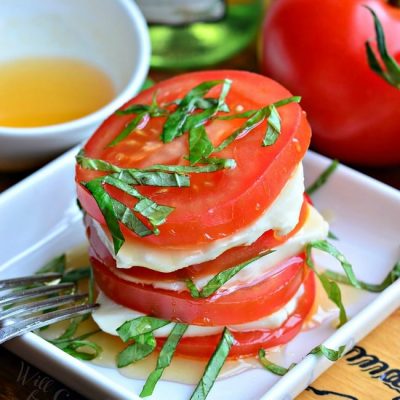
left=76, top=70, right=310, bottom=248
left=85, top=198, right=309, bottom=282
left=162, top=271, right=315, bottom=359
left=91, top=250, right=306, bottom=326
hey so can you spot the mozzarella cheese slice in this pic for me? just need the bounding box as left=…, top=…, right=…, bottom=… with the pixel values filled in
left=91, top=163, right=305, bottom=272
left=111, top=203, right=328, bottom=292
left=92, top=284, right=305, bottom=338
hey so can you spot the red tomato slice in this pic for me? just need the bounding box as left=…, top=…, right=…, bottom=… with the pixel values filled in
left=163, top=271, right=315, bottom=359
left=91, top=250, right=306, bottom=326
left=76, top=70, right=310, bottom=248
left=85, top=198, right=309, bottom=282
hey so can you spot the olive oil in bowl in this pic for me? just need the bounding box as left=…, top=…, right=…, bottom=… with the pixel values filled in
left=0, top=57, right=115, bottom=127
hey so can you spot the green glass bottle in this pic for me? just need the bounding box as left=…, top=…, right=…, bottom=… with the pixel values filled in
left=136, top=0, right=263, bottom=69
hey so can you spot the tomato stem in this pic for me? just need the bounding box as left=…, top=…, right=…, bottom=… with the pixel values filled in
left=388, top=0, right=400, bottom=7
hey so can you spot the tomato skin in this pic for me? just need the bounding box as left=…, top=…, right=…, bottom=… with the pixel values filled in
left=261, top=0, right=400, bottom=166
left=90, top=248, right=306, bottom=326
left=77, top=70, right=311, bottom=247
left=159, top=271, right=315, bottom=359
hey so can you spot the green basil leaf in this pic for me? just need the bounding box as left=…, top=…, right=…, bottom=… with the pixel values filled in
left=76, top=151, right=121, bottom=173
left=311, top=344, right=346, bottom=361
left=214, top=108, right=266, bottom=153
left=36, top=254, right=66, bottom=275
left=117, top=333, right=156, bottom=368
left=111, top=198, right=153, bottom=237
left=112, top=170, right=189, bottom=187
left=115, top=104, right=151, bottom=115
left=258, top=349, right=296, bottom=376
left=61, top=267, right=91, bottom=284
left=186, top=250, right=273, bottom=298
left=108, top=112, right=149, bottom=147
left=307, top=240, right=361, bottom=289
left=61, top=340, right=102, bottom=361
left=134, top=198, right=174, bottom=228
left=188, top=125, right=214, bottom=165
left=364, top=6, right=400, bottom=88
left=162, top=80, right=226, bottom=143
left=323, top=261, right=400, bottom=293
left=305, top=243, right=349, bottom=327
left=117, top=316, right=170, bottom=343
left=327, top=231, right=339, bottom=240
left=84, top=179, right=125, bottom=254
left=262, top=105, right=281, bottom=146
left=190, top=328, right=234, bottom=400
left=306, top=159, right=339, bottom=195
left=140, top=323, right=188, bottom=397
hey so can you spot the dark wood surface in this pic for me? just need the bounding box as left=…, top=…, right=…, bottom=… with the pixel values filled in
left=0, top=38, right=399, bottom=400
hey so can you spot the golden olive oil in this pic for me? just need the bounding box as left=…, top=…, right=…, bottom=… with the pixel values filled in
left=0, top=57, right=115, bottom=127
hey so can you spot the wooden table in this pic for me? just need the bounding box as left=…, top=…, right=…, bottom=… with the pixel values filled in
left=1, top=44, right=399, bottom=400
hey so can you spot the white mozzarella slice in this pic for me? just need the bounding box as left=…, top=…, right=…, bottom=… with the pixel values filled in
left=92, top=163, right=305, bottom=272
left=92, top=284, right=304, bottom=338
left=112, top=204, right=328, bottom=292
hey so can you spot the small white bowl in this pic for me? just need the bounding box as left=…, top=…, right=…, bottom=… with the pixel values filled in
left=0, top=0, right=150, bottom=171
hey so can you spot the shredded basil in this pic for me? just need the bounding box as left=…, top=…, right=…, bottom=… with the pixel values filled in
left=186, top=250, right=273, bottom=298
left=140, top=323, right=188, bottom=397
left=109, top=92, right=168, bottom=147
left=117, top=333, right=157, bottom=368
left=188, top=124, right=214, bottom=165
left=117, top=316, right=170, bottom=343
left=214, top=96, right=301, bottom=152
left=310, top=344, right=346, bottom=361
left=306, top=159, right=339, bottom=195
left=365, top=6, right=400, bottom=89
left=259, top=344, right=345, bottom=376
left=327, top=230, right=339, bottom=240
left=162, top=80, right=230, bottom=143
left=305, top=240, right=361, bottom=327
left=258, top=349, right=296, bottom=376
left=190, top=328, right=234, bottom=400
left=36, top=254, right=66, bottom=275
left=323, top=261, right=400, bottom=293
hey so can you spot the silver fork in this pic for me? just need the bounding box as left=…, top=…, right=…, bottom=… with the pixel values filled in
left=0, top=273, right=99, bottom=344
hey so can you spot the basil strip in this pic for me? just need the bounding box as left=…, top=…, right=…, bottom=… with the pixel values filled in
left=108, top=113, right=148, bottom=147
left=307, top=240, right=361, bottom=289
left=258, top=344, right=345, bottom=376
left=306, top=159, right=339, bottom=195
left=77, top=151, right=234, bottom=175
left=310, top=344, right=346, bottom=361
left=117, top=316, right=170, bottom=343
left=190, top=328, right=234, bottom=400
left=214, top=96, right=301, bottom=152
left=61, top=267, right=91, bottom=284
left=140, top=323, right=188, bottom=397
left=162, top=80, right=230, bottom=143
left=84, top=179, right=125, bottom=254
left=36, top=254, right=66, bottom=275
left=117, top=333, right=156, bottom=368
left=258, top=349, right=296, bottom=376
left=186, top=250, right=273, bottom=298
left=305, top=240, right=361, bottom=327
left=189, top=124, right=214, bottom=165
left=104, top=175, right=174, bottom=230
left=112, top=170, right=189, bottom=187
left=323, top=261, right=400, bottom=293
left=327, top=230, right=339, bottom=240
left=365, top=6, right=400, bottom=88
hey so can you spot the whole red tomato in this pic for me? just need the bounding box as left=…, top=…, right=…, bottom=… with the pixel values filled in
left=261, top=0, right=400, bottom=166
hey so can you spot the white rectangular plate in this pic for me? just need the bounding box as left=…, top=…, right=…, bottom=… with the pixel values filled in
left=1, top=147, right=399, bottom=400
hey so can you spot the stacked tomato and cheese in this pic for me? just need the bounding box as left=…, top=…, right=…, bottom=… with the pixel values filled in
left=76, top=71, right=328, bottom=358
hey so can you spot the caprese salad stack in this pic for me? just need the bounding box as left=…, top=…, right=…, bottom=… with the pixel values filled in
left=75, top=70, right=328, bottom=393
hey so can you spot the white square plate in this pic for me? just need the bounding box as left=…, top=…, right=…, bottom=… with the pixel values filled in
left=1, top=147, right=399, bottom=400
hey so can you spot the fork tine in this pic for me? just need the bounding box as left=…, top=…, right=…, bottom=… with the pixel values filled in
left=0, top=303, right=99, bottom=344
left=0, top=293, right=89, bottom=322
left=0, top=283, right=74, bottom=307
left=0, top=273, right=62, bottom=290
